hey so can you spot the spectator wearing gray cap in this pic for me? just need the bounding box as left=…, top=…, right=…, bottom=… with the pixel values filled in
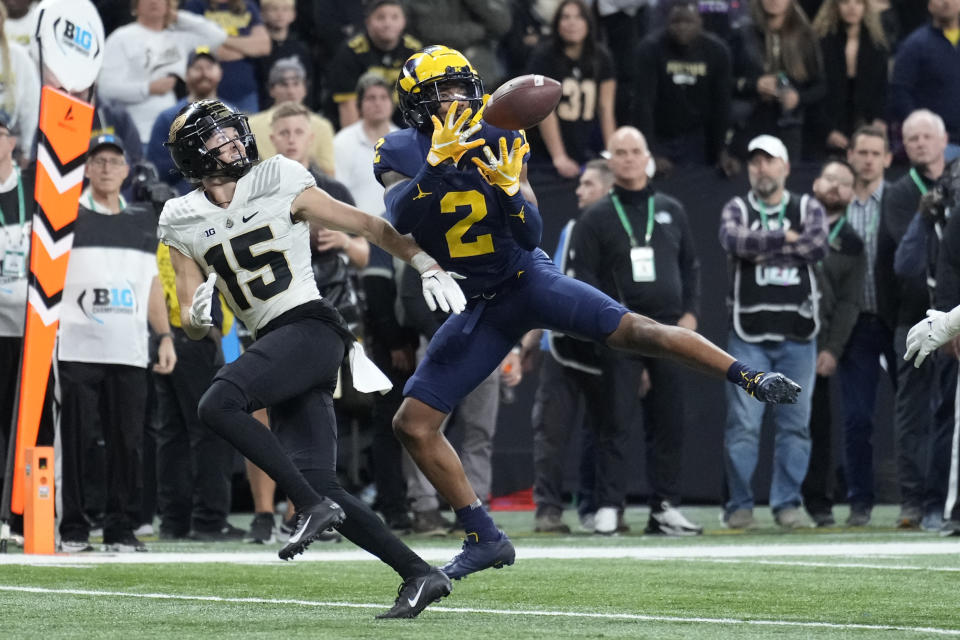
left=248, top=57, right=335, bottom=175
left=718, top=134, right=828, bottom=530
left=333, top=73, right=398, bottom=217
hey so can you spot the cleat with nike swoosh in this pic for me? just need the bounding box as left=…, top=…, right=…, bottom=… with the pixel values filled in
left=441, top=529, right=515, bottom=580
left=375, top=567, right=452, bottom=619
left=278, top=497, right=346, bottom=561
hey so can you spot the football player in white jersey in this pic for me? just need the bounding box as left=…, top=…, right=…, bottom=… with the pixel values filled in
left=159, top=99, right=461, bottom=619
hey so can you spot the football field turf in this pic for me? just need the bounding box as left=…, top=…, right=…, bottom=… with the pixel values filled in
left=2, top=506, right=958, bottom=639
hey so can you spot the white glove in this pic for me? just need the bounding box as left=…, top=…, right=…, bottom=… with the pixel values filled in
left=904, top=307, right=960, bottom=368
left=189, top=272, right=217, bottom=328
left=421, top=269, right=467, bottom=314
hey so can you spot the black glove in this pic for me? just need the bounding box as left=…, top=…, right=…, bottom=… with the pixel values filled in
left=727, top=361, right=802, bottom=404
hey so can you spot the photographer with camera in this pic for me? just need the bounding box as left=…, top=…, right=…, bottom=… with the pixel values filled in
left=879, top=108, right=954, bottom=531
left=910, top=158, right=960, bottom=535
left=130, top=160, right=179, bottom=217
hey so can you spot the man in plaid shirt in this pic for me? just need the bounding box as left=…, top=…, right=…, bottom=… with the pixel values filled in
left=718, top=135, right=828, bottom=531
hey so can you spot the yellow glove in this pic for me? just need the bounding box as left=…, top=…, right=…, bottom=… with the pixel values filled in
left=469, top=94, right=490, bottom=126
left=471, top=135, right=529, bottom=196
left=426, top=100, right=485, bottom=167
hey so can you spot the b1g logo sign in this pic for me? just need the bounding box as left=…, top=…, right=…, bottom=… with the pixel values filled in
left=53, top=17, right=101, bottom=59
left=61, top=19, right=94, bottom=53
left=92, top=288, right=135, bottom=308
left=36, top=0, right=104, bottom=93
left=77, top=286, right=137, bottom=324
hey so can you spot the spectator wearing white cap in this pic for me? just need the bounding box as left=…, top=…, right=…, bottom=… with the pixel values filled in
left=718, top=133, right=828, bottom=530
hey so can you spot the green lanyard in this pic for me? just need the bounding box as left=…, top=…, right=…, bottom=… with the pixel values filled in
left=86, top=191, right=126, bottom=213
left=827, top=206, right=849, bottom=245
left=909, top=167, right=929, bottom=196
left=0, top=167, right=25, bottom=230
left=610, top=191, right=655, bottom=247
left=758, top=199, right=786, bottom=231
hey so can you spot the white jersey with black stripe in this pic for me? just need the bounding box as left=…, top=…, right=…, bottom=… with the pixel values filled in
left=159, top=155, right=320, bottom=337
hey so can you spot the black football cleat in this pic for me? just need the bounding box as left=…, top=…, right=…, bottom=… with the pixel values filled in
left=376, top=567, right=452, bottom=619
left=754, top=372, right=802, bottom=404
left=441, top=529, right=515, bottom=580
left=278, top=497, right=346, bottom=561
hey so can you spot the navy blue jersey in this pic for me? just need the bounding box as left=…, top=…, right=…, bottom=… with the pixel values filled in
left=374, top=123, right=534, bottom=297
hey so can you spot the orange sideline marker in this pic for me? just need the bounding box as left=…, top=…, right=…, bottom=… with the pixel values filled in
left=23, top=447, right=54, bottom=554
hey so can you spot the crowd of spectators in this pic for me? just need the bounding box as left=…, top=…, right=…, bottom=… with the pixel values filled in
left=1, top=0, right=960, bottom=549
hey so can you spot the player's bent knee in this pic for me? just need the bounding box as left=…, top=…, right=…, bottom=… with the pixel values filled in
left=197, top=380, right=248, bottom=430
left=392, top=401, right=441, bottom=443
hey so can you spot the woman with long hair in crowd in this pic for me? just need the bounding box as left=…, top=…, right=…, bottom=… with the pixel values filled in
left=729, top=0, right=825, bottom=160
left=812, top=0, right=889, bottom=153
left=525, top=0, right=616, bottom=179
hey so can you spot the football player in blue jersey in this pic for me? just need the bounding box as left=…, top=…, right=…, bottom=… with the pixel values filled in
left=375, top=45, right=803, bottom=580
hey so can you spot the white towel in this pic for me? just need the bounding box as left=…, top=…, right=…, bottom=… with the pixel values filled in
left=348, top=342, right=393, bottom=394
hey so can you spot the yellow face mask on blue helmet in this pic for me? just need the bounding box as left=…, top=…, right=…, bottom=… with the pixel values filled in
left=397, top=45, right=485, bottom=132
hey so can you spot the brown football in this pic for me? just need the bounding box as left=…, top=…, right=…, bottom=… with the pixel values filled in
left=482, top=74, right=562, bottom=131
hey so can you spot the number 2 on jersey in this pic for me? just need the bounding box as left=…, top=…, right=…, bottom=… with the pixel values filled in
left=203, top=226, right=292, bottom=310
left=441, top=190, right=494, bottom=258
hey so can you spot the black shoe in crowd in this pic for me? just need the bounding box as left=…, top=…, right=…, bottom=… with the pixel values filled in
left=103, top=532, right=147, bottom=552
left=189, top=523, right=247, bottom=542
left=244, top=513, right=276, bottom=544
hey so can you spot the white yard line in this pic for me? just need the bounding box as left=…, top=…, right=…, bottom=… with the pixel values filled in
left=0, top=540, right=958, bottom=565
left=685, top=558, right=960, bottom=572
left=0, top=584, right=957, bottom=636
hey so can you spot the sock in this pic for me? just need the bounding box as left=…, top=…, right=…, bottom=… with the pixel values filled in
left=455, top=499, right=499, bottom=543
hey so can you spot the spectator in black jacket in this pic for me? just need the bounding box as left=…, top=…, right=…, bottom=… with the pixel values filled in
left=632, top=0, right=734, bottom=175
left=837, top=124, right=894, bottom=526
left=803, top=159, right=865, bottom=527
left=325, top=0, right=422, bottom=129
left=889, top=0, right=960, bottom=150
left=728, top=0, right=826, bottom=161
left=877, top=108, right=954, bottom=530
left=811, top=0, right=890, bottom=155
left=568, top=127, right=703, bottom=537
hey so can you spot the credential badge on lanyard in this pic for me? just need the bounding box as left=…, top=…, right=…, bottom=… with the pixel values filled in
left=1, top=167, right=26, bottom=278
left=611, top=191, right=656, bottom=282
